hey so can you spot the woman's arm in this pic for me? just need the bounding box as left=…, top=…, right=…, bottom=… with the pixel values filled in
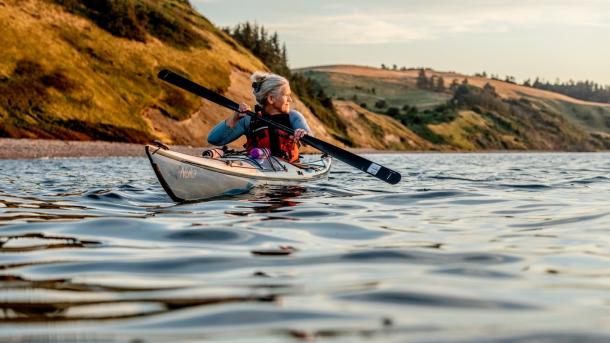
left=207, top=116, right=250, bottom=146
left=288, top=110, right=312, bottom=134
left=207, top=103, right=252, bottom=146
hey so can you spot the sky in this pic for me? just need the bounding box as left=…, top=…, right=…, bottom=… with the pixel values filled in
left=192, top=0, right=610, bottom=85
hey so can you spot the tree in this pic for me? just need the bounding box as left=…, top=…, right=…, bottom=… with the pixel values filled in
left=386, top=107, right=400, bottom=116
left=416, top=68, right=429, bottom=89
left=449, top=79, right=460, bottom=91
left=374, top=99, right=387, bottom=109
left=483, top=82, right=497, bottom=96
left=435, top=76, right=446, bottom=92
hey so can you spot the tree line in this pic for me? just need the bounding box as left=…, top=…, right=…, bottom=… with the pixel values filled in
left=476, top=70, right=610, bottom=104
left=528, top=79, right=610, bottom=104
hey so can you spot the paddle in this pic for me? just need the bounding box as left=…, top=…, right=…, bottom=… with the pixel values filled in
left=157, top=69, right=402, bottom=185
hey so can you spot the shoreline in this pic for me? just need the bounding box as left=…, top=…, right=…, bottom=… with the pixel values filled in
left=0, top=138, right=204, bottom=160
left=0, top=138, right=606, bottom=159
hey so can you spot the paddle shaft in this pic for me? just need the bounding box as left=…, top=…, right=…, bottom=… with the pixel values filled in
left=157, top=69, right=401, bottom=185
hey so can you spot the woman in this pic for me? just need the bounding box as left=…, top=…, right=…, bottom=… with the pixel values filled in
left=207, top=72, right=310, bottom=163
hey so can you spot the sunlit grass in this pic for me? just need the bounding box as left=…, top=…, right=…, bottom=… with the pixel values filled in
left=0, top=0, right=265, bottom=142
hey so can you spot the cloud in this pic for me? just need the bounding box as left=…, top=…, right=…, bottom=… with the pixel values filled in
left=263, top=1, right=609, bottom=45
left=275, top=14, right=431, bottom=45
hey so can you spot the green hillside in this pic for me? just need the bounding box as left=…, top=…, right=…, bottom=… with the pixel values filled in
left=2, top=0, right=609, bottom=152
left=301, top=69, right=451, bottom=111
left=299, top=65, right=610, bottom=151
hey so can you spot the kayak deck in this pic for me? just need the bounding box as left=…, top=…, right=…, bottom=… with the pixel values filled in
left=145, top=145, right=332, bottom=202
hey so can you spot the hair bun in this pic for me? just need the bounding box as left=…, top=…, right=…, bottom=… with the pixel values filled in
left=252, top=81, right=262, bottom=92
left=251, top=72, right=268, bottom=84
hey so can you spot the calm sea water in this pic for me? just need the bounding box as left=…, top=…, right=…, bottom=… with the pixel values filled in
left=1, top=152, right=610, bottom=342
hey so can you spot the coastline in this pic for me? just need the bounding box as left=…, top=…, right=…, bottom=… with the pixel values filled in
left=0, top=138, right=605, bottom=159
left=0, top=138, right=405, bottom=159
left=0, top=138, right=204, bottom=160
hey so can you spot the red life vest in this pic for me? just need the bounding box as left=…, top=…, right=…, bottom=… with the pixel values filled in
left=244, top=112, right=300, bottom=162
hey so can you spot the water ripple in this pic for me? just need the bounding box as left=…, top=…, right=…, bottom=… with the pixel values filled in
left=1, top=153, right=610, bottom=341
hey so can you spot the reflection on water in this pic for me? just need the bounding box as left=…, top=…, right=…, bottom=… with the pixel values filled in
left=1, top=153, right=610, bottom=342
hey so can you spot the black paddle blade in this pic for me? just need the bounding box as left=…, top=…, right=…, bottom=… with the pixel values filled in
left=302, top=136, right=402, bottom=184
left=157, top=69, right=402, bottom=185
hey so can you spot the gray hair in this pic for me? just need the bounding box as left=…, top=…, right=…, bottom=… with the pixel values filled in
left=251, top=72, right=289, bottom=106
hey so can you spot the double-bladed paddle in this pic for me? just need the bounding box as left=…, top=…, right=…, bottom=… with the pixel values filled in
left=157, top=69, right=401, bottom=185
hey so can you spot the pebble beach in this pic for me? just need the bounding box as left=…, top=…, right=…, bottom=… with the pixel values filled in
left=0, top=139, right=205, bottom=159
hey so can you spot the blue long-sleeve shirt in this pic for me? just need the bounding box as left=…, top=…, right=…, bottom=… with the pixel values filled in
left=207, top=109, right=311, bottom=146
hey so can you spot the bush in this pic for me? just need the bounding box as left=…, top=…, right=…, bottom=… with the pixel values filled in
left=157, top=85, right=197, bottom=120
left=41, top=69, right=77, bottom=92
left=50, top=0, right=208, bottom=49
left=386, top=107, right=400, bottom=117
left=1, top=59, right=77, bottom=115
left=374, top=99, right=387, bottom=109
left=13, top=60, right=45, bottom=77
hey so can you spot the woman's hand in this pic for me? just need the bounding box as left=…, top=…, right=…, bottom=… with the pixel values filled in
left=291, top=128, right=307, bottom=142
left=226, top=103, right=251, bottom=128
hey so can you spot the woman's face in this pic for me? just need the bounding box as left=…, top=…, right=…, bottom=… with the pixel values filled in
left=267, top=84, right=292, bottom=114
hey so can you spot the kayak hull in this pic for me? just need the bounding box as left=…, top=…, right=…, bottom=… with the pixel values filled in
left=145, top=145, right=331, bottom=202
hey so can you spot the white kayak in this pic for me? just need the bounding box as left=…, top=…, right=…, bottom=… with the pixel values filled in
left=145, top=144, right=332, bottom=202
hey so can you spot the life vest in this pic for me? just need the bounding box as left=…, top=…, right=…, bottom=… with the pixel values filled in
left=244, top=111, right=300, bottom=162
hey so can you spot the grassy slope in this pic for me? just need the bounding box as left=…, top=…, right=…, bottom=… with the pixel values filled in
left=333, top=101, right=434, bottom=150
left=301, top=68, right=450, bottom=111
left=300, top=65, right=610, bottom=151
left=0, top=0, right=265, bottom=143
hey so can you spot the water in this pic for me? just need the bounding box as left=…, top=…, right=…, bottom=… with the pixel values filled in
left=1, top=153, right=610, bottom=342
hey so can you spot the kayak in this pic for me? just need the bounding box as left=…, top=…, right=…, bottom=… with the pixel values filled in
left=145, top=144, right=332, bottom=202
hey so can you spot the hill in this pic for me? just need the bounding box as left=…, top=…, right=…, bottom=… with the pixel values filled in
left=3, top=1, right=609, bottom=152
left=0, top=0, right=338, bottom=146
left=298, top=65, right=610, bottom=151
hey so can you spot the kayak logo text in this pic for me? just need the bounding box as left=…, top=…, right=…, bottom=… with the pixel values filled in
left=178, top=167, right=197, bottom=179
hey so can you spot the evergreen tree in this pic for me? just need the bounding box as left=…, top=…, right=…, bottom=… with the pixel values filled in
left=416, top=69, right=429, bottom=89
left=435, top=76, right=446, bottom=92
left=527, top=76, right=610, bottom=103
